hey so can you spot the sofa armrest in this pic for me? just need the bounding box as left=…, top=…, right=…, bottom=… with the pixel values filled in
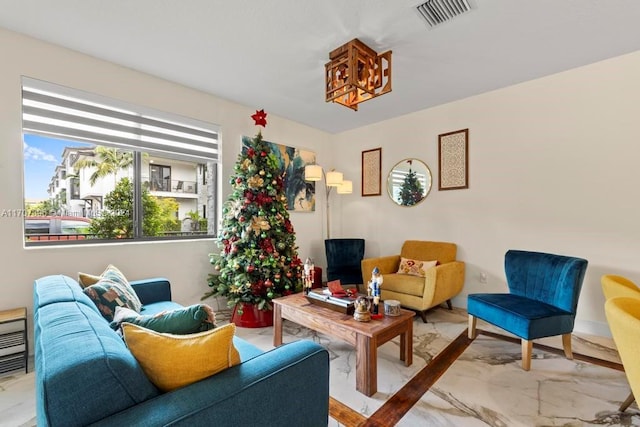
left=424, top=261, right=466, bottom=306
left=361, top=255, right=401, bottom=284
left=130, top=278, right=172, bottom=305
left=91, top=340, right=330, bottom=427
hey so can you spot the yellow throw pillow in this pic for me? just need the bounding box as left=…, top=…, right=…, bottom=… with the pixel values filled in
left=122, top=322, right=240, bottom=392
left=78, top=272, right=102, bottom=288
left=397, top=257, right=438, bottom=277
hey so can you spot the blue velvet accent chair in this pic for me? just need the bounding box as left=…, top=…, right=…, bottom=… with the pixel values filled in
left=467, top=250, right=588, bottom=371
left=325, top=238, right=365, bottom=286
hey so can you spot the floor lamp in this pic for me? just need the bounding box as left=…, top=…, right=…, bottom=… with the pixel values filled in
left=304, top=164, right=352, bottom=239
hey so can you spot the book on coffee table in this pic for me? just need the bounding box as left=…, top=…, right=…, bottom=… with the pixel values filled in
left=306, top=288, right=356, bottom=314
left=327, top=279, right=351, bottom=297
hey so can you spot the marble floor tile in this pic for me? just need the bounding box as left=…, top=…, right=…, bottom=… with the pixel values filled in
left=400, top=333, right=640, bottom=426
left=234, top=306, right=470, bottom=420
left=2, top=306, right=637, bottom=427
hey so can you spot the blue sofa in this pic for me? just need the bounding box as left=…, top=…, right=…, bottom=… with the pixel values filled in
left=33, top=274, right=330, bottom=426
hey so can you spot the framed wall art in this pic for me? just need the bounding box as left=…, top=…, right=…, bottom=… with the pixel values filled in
left=242, top=136, right=316, bottom=212
left=438, top=129, right=469, bottom=191
left=361, top=147, right=382, bottom=196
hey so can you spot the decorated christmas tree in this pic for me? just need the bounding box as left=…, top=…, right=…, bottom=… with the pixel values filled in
left=398, top=160, right=424, bottom=206
left=207, top=110, right=303, bottom=316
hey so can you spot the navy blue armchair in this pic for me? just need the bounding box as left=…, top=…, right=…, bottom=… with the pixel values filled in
left=467, top=250, right=588, bottom=370
left=325, top=238, right=365, bottom=286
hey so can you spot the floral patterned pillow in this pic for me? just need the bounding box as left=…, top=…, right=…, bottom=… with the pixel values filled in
left=397, top=257, right=438, bottom=277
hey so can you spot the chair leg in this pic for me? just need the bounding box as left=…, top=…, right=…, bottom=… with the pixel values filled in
left=562, top=333, right=573, bottom=360
left=446, top=299, right=453, bottom=310
left=419, top=310, right=428, bottom=323
left=468, top=315, right=477, bottom=339
left=521, top=339, right=532, bottom=371
left=620, top=391, right=635, bottom=412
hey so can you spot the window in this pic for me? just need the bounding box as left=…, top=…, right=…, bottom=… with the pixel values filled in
left=22, top=77, right=220, bottom=245
left=70, top=177, right=80, bottom=200
left=150, top=164, right=171, bottom=192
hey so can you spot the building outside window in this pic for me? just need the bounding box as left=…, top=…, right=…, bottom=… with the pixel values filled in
left=21, top=77, right=220, bottom=245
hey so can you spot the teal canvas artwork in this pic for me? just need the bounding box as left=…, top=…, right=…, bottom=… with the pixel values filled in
left=242, top=136, right=316, bottom=212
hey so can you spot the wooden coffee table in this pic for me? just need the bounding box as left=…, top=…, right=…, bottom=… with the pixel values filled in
left=272, top=292, right=414, bottom=396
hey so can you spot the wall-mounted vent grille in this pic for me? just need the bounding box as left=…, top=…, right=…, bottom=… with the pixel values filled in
left=416, top=0, right=472, bottom=28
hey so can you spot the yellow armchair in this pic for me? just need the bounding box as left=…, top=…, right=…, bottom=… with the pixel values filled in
left=361, top=240, right=465, bottom=322
left=605, top=296, right=640, bottom=414
left=601, top=274, right=640, bottom=411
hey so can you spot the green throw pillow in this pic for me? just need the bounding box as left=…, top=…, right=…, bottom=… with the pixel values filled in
left=111, top=305, right=216, bottom=334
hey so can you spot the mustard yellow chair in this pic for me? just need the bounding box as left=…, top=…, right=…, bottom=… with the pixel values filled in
left=605, top=296, right=640, bottom=414
left=601, top=274, right=640, bottom=411
left=602, top=275, right=640, bottom=300
left=361, top=240, right=465, bottom=322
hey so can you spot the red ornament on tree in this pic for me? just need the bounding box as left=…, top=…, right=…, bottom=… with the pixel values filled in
left=251, top=109, right=268, bottom=127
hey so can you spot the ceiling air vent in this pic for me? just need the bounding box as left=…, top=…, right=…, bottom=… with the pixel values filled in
left=415, top=0, right=472, bottom=28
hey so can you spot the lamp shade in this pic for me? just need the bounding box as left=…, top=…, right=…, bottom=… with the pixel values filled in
left=337, top=180, right=353, bottom=194
left=326, top=171, right=343, bottom=187
left=304, top=164, right=323, bottom=181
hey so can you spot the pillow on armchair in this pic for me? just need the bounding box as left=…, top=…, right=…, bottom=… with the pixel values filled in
left=397, top=257, right=438, bottom=277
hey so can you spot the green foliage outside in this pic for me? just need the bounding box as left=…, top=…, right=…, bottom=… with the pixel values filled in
left=73, top=146, right=133, bottom=186
left=186, top=210, right=207, bottom=231
left=26, top=200, right=59, bottom=216
left=73, top=147, right=181, bottom=238
left=205, top=131, right=303, bottom=312
left=155, top=197, right=181, bottom=233
left=89, top=178, right=179, bottom=238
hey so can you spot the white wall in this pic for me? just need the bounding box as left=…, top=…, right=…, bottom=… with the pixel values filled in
left=331, top=49, right=640, bottom=337
left=0, top=28, right=331, bottom=350
left=3, top=27, right=637, bottom=345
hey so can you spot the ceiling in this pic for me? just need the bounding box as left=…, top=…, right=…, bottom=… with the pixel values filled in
left=1, top=0, right=640, bottom=134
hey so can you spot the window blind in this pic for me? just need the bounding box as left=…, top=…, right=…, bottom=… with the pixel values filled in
left=21, top=77, right=219, bottom=162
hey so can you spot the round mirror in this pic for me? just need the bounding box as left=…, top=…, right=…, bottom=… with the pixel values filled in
left=387, top=158, right=432, bottom=206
